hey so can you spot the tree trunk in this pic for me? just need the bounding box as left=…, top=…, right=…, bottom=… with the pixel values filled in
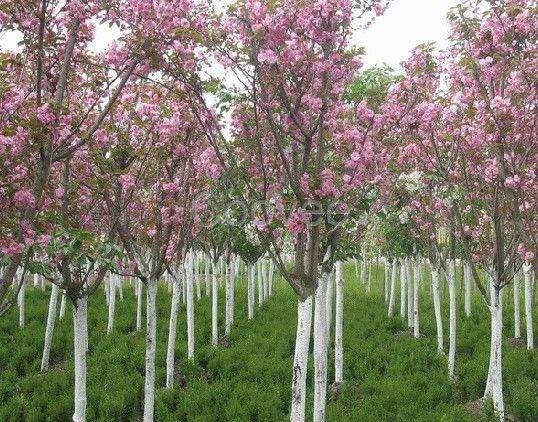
left=406, top=257, right=413, bottom=330
left=447, top=259, right=457, bottom=381
left=165, top=273, right=181, bottom=389
left=136, top=279, right=143, bottom=331
left=186, top=254, right=195, bottom=359
left=388, top=260, right=397, bottom=317
left=313, top=272, right=329, bottom=422
left=59, top=290, right=66, bottom=320
left=73, top=295, right=88, bottom=422
left=107, top=275, right=116, bottom=334
left=431, top=268, right=444, bottom=354
left=290, top=296, right=313, bottom=422
left=268, top=260, right=275, bottom=296
left=247, top=264, right=254, bottom=320
left=41, top=283, right=60, bottom=371
left=257, top=260, right=263, bottom=307
left=484, top=277, right=504, bottom=420
left=143, top=278, right=158, bottom=422
left=325, top=268, right=334, bottom=339
left=513, top=271, right=521, bottom=339
left=464, top=261, right=472, bottom=317
left=211, top=261, right=218, bottom=346
left=400, top=258, right=407, bottom=318
left=523, top=263, right=534, bottom=349
left=334, top=261, right=344, bottom=384
left=413, top=258, right=420, bottom=338
left=225, top=259, right=234, bottom=336
left=18, top=276, right=25, bottom=328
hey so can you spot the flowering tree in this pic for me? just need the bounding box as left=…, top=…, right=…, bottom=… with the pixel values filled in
left=379, top=1, right=536, bottom=417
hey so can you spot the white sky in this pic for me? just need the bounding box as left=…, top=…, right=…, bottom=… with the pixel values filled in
left=0, top=0, right=459, bottom=69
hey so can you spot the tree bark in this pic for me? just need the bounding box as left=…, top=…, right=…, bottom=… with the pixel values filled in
left=464, top=261, right=472, bottom=317
left=400, top=258, right=407, bottom=318
left=388, top=260, right=397, bottom=317
left=413, top=258, right=420, bottom=338
left=136, top=279, right=143, bottom=331
left=73, top=295, right=88, bottom=422
left=107, top=275, right=116, bottom=334
left=334, top=261, right=344, bottom=384
left=247, top=264, right=254, bottom=320
left=313, top=272, right=329, bottom=422
left=406, top=257, right=413, bottom=329
left=211, top=261, right=218, bottom=346
left=447, top=259, right=457, bottom=381
left=143, top=278, right=157, bottom=422
left=325, top=267, right=334, bottom=339
left=431, top=268, right=444, bottom=354
left=186, top=254, right=195, bottom=359
left=484, top=276, right=504, bottom=420
left=165, top=272, right=181, bottom=389
left=41, top=283, right=59, bottom=371
left=225, top=259, right=234, bottom=336
left=59, top=290, right=66, bottom=320
left=290, top=296, right=313, bottom=422
left=523, top=263, right=534, bottom=349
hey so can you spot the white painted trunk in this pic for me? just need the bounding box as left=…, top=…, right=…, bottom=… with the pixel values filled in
left=413, top=258, right=420, bottom=338
left=484, top=278, right=504, bottom=420
left=431, top=268, right=444, bottom=354
left=268, top=260, right=275, bottom=296
left=186, top=255, right=195, bottom=359
left=59, top=290, right=66, bottom=320
left=136, top=279, right=143, bottom=331
left=290, top=296, right=313, bottom=422
left=406, top=257, right=413, bottom=329
left=143, top=278, right=157, bottom=422
left=225, top=259, right=234, bottom=336
left=313, top=273, right=329, bottom=422
left=263, top=259, right=270, bottom=300
left=387, top=260, right=397, bottom=317
left=18, top=277, right=25, bottom=328
left=523, top=263, right=534, bottom=349
left=211, top=261, right=218, bottom=346
left=247, top=264, right=254, bottom=320
left=41, top=283, right=60, bottom=371
left=334, top=261, right=344, bottom=384
left=400, top=258, right=407, bottom=318
left=107, top=275, right=116, bottom=334
left=165, top=272, right=181, bottom=389
left=325, top=268, right=334, bottom=339
left=73, top=295, right=88, bottom=422
left=447, top=259, right=457, bottom=381
left=513, top=271, right=521, bottom=339
left=464, top=262, right=472, bottom=317
left=257, top=260, right=263, bottom=307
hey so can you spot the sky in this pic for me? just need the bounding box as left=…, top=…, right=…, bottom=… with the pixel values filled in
left=1, top=0, right=459, bottom=69
left=354, top=0, right=459, bottom=69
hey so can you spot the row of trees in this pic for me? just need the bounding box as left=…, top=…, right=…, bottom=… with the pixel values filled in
left=0, top=0, right=535, bottom=421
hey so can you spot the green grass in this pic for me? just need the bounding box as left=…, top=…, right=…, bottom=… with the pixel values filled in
left=0, top=265, right=536, bottom=421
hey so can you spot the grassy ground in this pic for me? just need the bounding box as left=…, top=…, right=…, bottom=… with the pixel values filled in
left=0, top=265, right=536, bottom=421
